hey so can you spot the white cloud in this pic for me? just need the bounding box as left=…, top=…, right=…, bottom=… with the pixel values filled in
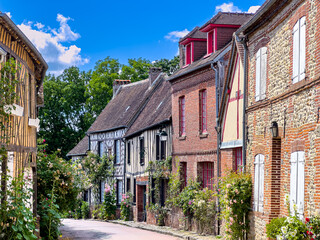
left=17, top=13, right=88, bottom=75
left=247, top=6, right=260, bottom=13
left=5, top=12, right=12, bottom=18
left=215, top=2, right=261, bottom=14
left=215, top=3, right=241, bottom=13
left=165, top=29, right=190, bottom=42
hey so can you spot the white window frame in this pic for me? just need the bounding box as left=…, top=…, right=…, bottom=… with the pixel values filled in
left=115, top=140, right=120, bottom=164
left=290, top=151, right=305, bottom=218
left=255, top=47, right=267, bottom=101
left=254, top=154, right=264, bottom=212
left=292, top=16, right=306, bottom=83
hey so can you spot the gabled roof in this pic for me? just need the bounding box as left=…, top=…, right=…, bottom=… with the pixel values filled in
left=87, top=79, right=151, bottom=133
left=125, top=75, right=171, bottom=138
left=200, top=12, right=254, bottom=32
left=179, top=27, right=207, bottom=45
left=168, top=42, right=231, bottom=82
left=67, top=135, right=89, bottom=157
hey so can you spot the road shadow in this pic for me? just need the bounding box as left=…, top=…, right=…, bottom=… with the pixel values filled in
left=60, top=223, right=114, bottom=240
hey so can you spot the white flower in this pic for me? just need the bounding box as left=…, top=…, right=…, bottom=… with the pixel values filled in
left=281, top=226, right=287, bottom=234
left=291, top=229, right=297, bottom=237
left=276, top=235, right=284, bottom=240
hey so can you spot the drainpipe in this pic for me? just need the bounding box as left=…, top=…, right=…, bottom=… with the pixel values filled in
left=236, top=35, right=248, bottom=172
left=123, top=137, right=126, bottom=196
left=211, top=62, right=221, bottom=235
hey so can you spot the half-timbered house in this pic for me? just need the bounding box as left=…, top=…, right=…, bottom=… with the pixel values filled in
left=0, top=13, right=47, bottom=215
left=124, top=72, right=171, bottom=222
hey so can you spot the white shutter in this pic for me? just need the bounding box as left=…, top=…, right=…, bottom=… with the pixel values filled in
left=290, top=152, right=298, bottom=214
left=258, top=155, right=265, bottom=212
left=260, top=47, right=267, bottom=100
left=299, top=17, right=306, bottom=81
left=254, top=155, right=260, bottom=211
left=255, top=50, right=261, bottom=101
left=297, top=151, right=305, bottom=218
left=292, top=21, right=299, bottom=83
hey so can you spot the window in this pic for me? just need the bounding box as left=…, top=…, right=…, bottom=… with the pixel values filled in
left=98, top=141, right=104, bottom=158
left=290, top=151, right=305, bottom=217
left=139, top=137, right=145, bottom=165
left=180, top=162, right=187, bottom=188
left=133, top=178, right=137, bottom=203
left=199, top=90, right=207, bottom=133
left=202, top=162, right=214, bottom=190
left=127, top=177, right=131, bottom=192
left=207, top=30, right=216, bottom=54
left=292, top=16, right=306, bottom=83
left=156, top=135, right=160, bottom=160
left=179, top=96, right=186, bottom=136
left=127, top=141, right=131, bottom=165
left=100, top=181, right=105, bottom=202
left=117, top=180, right=123, bottom=204
left=234, top=148, right=242, bottom=172
left=185, top=43, right=192, bottom=65
left=254, top=154, right=265, bottom=212
left=161, top=139, right=166, bottom=160
left=114, top=140, right=120, bottom=164
left=255, top=47, right=267, bottom=101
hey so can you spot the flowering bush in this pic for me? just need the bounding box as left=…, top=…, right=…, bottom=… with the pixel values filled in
left=120, top=193, right=132, bottom=221
left=219, top=172, right=252, bottom=240
left=176, top=180, right=201, bottom=216
left=306, top=215, right=320, bottom=239
left=102, top=184, right=117, bottom=220
left=0, top=174, right=37, bottom=240
left=192, top=188, right=216, bottom=234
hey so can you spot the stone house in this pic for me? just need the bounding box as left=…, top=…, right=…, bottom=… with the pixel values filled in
left=0, top=12, right=47, bottom=216
left=167, top=12, right=252, bottom=231
left=123, top=72, right=172, bottom=222
left=235, top=0, right=320, bottom=238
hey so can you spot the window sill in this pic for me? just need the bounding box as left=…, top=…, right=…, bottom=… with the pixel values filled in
left=178, top=135, right=186, bottom=140
left=203, top=53, right=212, bottom=59
left=199, top=132, right=209, bottom=138
left=182, top=64, right=190, bottom=69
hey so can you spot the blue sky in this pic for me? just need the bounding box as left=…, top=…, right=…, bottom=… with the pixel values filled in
left=1, top=0, right=264, bottom=75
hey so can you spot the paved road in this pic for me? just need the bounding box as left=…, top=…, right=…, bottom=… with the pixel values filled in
left=60, top=219, right=181, bottom=240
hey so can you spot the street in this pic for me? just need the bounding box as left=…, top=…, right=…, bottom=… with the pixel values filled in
left=60, top=219, right=181, bottom=240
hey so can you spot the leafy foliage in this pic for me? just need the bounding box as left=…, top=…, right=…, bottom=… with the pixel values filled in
left=81, top=201, right=90, bottom=219
left=102, top=184, right=117, bottom=220
left=120, top=193, right=132, bottom=221
left=176, top=180, right=201, bottom=216
left=219, top=172, right=252, bottom=240
left=0, top=174, right=37, bottom=240
left=38, top=67, right=93, bottom=158
left=153, top=56, right=180, bottom=76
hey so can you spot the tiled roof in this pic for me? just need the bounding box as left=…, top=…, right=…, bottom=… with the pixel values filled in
left=179, top=27, right=207, bottom=44
left=87, top=79, right=151, bottom=133
left=125, top=76, right=171, bottom=138
left=67, top=135, right=89, bottom=157
left=200, top=12, right=254, bottom=30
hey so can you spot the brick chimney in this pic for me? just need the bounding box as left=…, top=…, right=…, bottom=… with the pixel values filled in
left=149, top=67, right=162, bottom=86
left=113, top=79, right=131, bottom=98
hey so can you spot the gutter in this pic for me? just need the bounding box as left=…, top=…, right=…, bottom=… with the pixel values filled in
left=0, top=13, right=48, bottom=81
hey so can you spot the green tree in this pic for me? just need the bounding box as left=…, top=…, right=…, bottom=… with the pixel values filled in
left=153, top=56, right=180, bottom=76
left=120, top=58, right=151, bottom=82
left=85, top=57, right=121, bottom=117
left=38, top=67, right=93, bottom=157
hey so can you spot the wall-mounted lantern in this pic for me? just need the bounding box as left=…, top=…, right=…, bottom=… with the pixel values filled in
left=270, top=121, right=278, bottom=138
left=159, top=130, right=168, bottom=141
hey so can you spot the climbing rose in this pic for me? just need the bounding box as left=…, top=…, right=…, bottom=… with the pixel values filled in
left=306, top=217, right=310, bottom=223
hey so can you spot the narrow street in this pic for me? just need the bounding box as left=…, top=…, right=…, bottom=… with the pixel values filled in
left=60, top=219, right=181, bottom=240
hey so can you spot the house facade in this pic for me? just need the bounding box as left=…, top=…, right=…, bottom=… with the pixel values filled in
left=235, top=0, right=320, bottom=238
left=0, top=13, right=47, bottom=215
left=123, top=73, right=172, bottom=222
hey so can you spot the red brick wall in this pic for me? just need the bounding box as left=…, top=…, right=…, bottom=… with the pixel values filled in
left=220, top=149, right=234, bottom=177
left=171, top=67, right=218, bottom=181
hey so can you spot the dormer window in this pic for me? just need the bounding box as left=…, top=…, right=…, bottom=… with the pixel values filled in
left=207, top=30, right=216, bottom=54
left=185, top=43, right=192, bottom=66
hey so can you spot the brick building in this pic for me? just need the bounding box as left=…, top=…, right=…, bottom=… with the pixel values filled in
left=235, top=0, right=320, bottom=238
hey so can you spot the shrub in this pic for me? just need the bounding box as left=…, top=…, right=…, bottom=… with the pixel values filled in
left=176, top=180, right=201, bottom=216
left=266, top=217, right=286, bottom=239
left=0, top=174, right=37, bottom=240
left=148, top=203, right=168, bottom=226
left=192, top=188, right=216, bottom=234
left=120, top=194, right=131, bottom=221
left=91, top=205, right=104, bottom=220
left=81, top=201, right=90, bottom=219
left=102, top=184, right=117, bottom=220
left=219, top=172, right=252, bottom=240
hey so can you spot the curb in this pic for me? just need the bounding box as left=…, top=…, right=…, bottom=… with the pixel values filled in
left=108, top=220, right=200, bottom=240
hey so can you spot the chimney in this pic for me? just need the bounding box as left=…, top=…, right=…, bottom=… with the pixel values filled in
left=113, top=79, right=131, bottom=98
left=149, top=67, right=162, bottom=86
